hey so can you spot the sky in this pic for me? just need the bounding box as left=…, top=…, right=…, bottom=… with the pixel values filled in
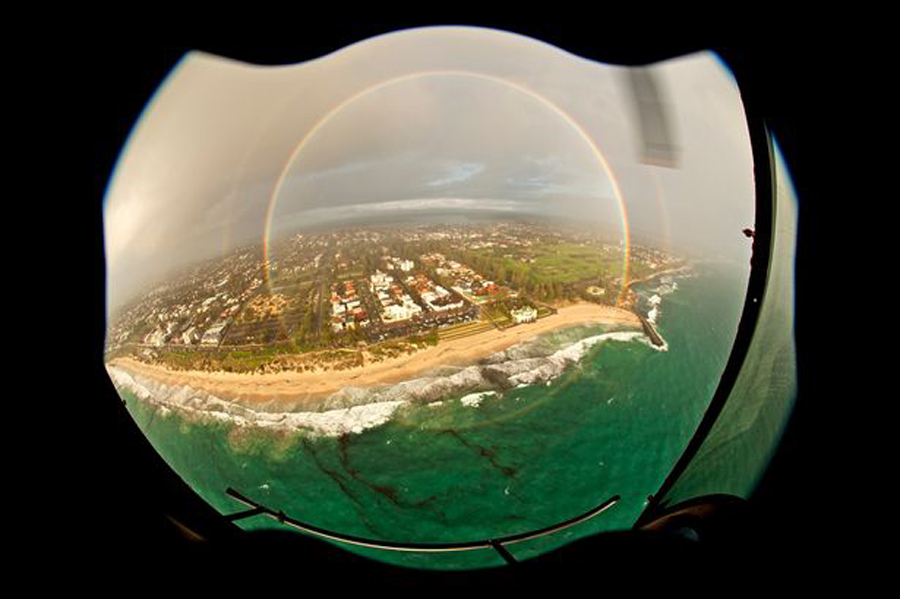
left=103, top=26, right=754, bottom=313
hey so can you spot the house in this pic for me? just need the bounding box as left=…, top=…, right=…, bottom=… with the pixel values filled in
left=382, top=304, right=411, bottom=322
left=370, top=270, right=393, bottom=290
left=382, top=299, right=422, bottom=323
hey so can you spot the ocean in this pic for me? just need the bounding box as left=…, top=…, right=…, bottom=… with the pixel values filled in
left=109, top=260, right=749, bottom=570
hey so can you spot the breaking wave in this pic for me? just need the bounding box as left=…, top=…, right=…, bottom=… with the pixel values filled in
left=107, top=327, right=648, bottom=438
left=633, top=268, right=688, bottom=349
left=323, top=329, right=646, bottom=408
left=106, top=366, right=406, bottom=438
left=461, top=391, right=498, bottom=407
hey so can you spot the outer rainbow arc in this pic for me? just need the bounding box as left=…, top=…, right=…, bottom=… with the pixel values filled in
left=263, top=69, right=632, bottom=306
left=650, top=167, right=674, bottom=257
left=220, top=92, right=304, bottom=263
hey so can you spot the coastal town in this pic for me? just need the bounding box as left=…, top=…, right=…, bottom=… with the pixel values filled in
left=105, top=221, right=682, bottom=375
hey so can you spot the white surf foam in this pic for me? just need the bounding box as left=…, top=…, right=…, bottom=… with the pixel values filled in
left=105, top=327, right=650, bottom=437
left=460, top=390, right=498, bottom=407
left=106, top=365, right=407, bottom=438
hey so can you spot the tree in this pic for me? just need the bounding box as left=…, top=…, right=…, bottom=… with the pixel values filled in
left=496, top=263, right=507, bottom=284
left=553, top=281, right=564, bottom=299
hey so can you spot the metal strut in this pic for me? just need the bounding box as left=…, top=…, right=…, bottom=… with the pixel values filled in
left=224, top=487, right=620, bottom=563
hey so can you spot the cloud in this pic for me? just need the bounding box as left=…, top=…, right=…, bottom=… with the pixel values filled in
left=500, top=154, right=612, bottom=199
left=303, top=160, right=380, bottom=181
left=104, top=29, right=753, bottom=313
left=506, top=174, right=551, bottom=189
left=426, top=162, right=485, bottom=187
left=270, top=197, right=528, bottom=235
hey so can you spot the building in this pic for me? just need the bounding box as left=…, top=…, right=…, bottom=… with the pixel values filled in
left=370, top=270, right=393, bottom=290
left=145, top=329, right=166, bottom=347
left=181, top=326, right=200, bottom=345
left=382, top=299, right=422, bottom=323
left=201, top=321, right=228, bottom=346
left=421, top=287, right=464, bottom=312
left=510, top=306, right=538, bottom=324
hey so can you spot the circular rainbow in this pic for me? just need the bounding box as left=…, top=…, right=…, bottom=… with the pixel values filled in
left=263, top=70, right=632, bottom=305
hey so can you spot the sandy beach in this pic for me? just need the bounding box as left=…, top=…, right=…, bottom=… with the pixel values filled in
left=108, top=303, right=640, bottom=409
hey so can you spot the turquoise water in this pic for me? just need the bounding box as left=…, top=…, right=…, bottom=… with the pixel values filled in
left=117, top=262, right=748, bottom=570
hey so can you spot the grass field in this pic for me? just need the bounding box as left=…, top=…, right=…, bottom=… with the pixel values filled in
left=437, top=320, right=495, bottom=341
left=470, top=242, right=623, bottom=286
left=269, top=279, right=315, bottom=295
left=536, top=304, right=555, bottom=319
left=156, top=343, right=295, bottom=373
left=479, top=303, right=511, bottom=329
left=527, top=243, right=621, bottom=283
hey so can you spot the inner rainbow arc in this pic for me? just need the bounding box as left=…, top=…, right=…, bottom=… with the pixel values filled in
left=262, top=69, right=632, bottom=305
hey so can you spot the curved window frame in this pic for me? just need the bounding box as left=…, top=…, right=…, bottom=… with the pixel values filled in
left=99, top=32, right=791, bottom=568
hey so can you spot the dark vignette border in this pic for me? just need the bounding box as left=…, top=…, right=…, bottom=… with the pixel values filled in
left=70, top=21, right=817, bottom=584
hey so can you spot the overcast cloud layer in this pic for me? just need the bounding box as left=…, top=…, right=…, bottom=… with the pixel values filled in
left=104, top=26, right=754, bottom=313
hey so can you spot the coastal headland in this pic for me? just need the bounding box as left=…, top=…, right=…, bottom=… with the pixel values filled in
left=108, top=302, right=641, bottom=410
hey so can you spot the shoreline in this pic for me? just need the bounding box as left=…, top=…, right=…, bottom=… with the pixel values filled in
left=107, top=302, right=641, bottom=410
left=627, top=265, right=691, bottom=290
